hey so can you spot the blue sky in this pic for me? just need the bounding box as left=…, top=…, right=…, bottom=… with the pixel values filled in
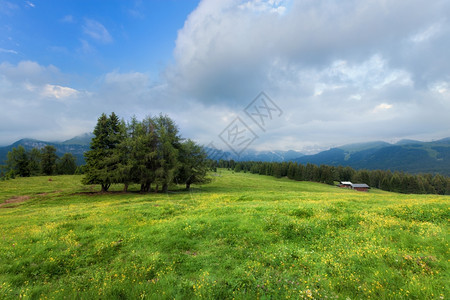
left=1, top=0, right=450, bottom=153
left=1, top=0, right=199, bottom=81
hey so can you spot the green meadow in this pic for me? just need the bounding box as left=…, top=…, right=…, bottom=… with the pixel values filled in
left=0, top=170, right=448, bottom=299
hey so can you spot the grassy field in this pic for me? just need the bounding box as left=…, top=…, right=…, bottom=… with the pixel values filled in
left=0, top=170, right=448, bottom=299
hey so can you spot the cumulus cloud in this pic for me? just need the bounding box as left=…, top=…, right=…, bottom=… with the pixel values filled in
left=41, top=84, right=79, bottom=99
left=1, top=0, right=450, bottom=152
left=0, top=61, right=90, bottom=143
left=0, top=62, right=163, bottom=144
left=161, top=0, right=450, bottom=150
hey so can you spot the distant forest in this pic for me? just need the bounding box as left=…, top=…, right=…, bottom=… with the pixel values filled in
left=216, top=160, right=450, bottom=195
left=0, top=145, right=79, bottom=178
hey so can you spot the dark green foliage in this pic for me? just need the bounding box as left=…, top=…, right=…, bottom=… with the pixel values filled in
left=295, top=139, right=450, bottom=176
left=81, top=113, right=210, bottom=193
left=230, top=160, right=450, bottom=195
left=432, top=174, right=448, bottom=195
left=41, top=145, right=58, bottom=175
left=29, top=148, right=41, bottom=176
left=177, top=139, right=211, bottom=189
left=56, top=153, right=77, bottom=175
left=124, top=116, right=158, bottom=192
left=82, top=113, right=126, bottom=192
left=294, top=163, right=304, bottom=181
left=5, top=145, right=30, bottom=177
left=153, top=114, right=182, bottom=193
left=1, top=146, right=76, bottom=178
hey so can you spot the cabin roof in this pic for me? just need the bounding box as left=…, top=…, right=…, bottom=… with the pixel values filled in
left=351, top=183, right=369, bottom=188
left=340, top=181, right=352, bottom=185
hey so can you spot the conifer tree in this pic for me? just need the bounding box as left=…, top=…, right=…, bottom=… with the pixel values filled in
left=41, top=145, right=58, bottom=175
left=56, top=153, right=77, bottom=175
left=154, top=114, right=181, bottom=193
left=5, top=146, right=30, bottom=177
left=83, top=112, right=126, bottom=192
left=177, top=139, right=211, bottom=189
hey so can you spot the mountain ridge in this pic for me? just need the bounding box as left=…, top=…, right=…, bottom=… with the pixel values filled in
left=294, top=137, right=450, bottom=175
left=1, top=134, right=449, bottom=175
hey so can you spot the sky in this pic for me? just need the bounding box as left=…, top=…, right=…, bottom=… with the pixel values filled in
left=1, top=0, right=449, bottom=154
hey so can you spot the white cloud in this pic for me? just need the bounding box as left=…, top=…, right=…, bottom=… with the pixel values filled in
left=41, top=84, right=79, bottom=99
left=1, top=0, right=450, bottom=151
left=0, top=48, right=17, bottom=54
left=238, top=0, right=288, bottom=15
left=0, top=61, right=91, bottom=144
left=410, top=23, right=442, bottom=43
left=373, top=103, right=393, bottom=113
left=25, top=1, right=35, bottom=8
left=82, top=19, right=113, bottom=44
left=161, top=0, right=450, bottom=150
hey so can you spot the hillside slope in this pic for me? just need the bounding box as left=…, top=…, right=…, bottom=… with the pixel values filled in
left=0, top=171, right=448, bottom=299
left=295, top=138, right=450, bottom=175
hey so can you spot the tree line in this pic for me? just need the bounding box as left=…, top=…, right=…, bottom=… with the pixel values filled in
left=213, top=160, right=450, bottom=195
left=82, top=112, right=210, bottom=192
left=1, top=145, right=78, bottom=179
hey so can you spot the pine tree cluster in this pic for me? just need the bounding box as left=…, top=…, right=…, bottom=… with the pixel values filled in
left=82, top=113, right=210, bottom=192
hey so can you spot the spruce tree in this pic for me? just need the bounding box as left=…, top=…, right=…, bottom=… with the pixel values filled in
left=56, top=153, right=77, bottom=175
left=41, top=145, right=58, bottom=175
left=82, top=112, right=125, bottom=192
left=177, top=139, right=211, bottom=189
left=154, top=114, right=181, bottom=193
left=29, top=148, right=42, bottom=176
left=6, top=146, right=30, bottom=177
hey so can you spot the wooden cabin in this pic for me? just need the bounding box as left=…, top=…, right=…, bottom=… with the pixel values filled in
left=338, top=181, right=370, bottom=192
left=350, top=183, right=370, bottom=192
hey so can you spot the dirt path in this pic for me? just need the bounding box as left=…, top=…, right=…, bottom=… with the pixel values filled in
left=0, top=195, right=31, bottom=208
left=0, top=191, right=62, bottom=209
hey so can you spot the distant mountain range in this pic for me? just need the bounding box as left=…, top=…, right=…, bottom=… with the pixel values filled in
left=204, top=148, right=305, bottom=163
left=294, top=138, right=450, bottom=175
left=1, top=134, right=449, bottom=175
left=0, top=133, right=94, bottom=166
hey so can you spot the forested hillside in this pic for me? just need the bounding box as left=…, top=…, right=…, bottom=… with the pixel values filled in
left=295, top=138, right=450, bottom=175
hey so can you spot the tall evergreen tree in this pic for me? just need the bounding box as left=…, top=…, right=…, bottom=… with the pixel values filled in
left=380, top=173, right=392, bottom=191
left=56, top=153, right=77, bottom=175
left=5, top=146, right=30, bottom=177
left=177, top=139, right=211, bottom=189
left=29, top=148, right=41, bottom=176
left=287, top=162, right=296, bottom=180
left=41, top=145, right=58, bottom=175
left=390, top=173, right=403, bottom=193
left=432, top=174, right=447, bottom=195
left=154, top=114, right=181, bottom=193
left=82, top=112, right=126, bottom=192
left=294, top=164, right=304, bottom=181
left=130, top=116, right=158, bottom=192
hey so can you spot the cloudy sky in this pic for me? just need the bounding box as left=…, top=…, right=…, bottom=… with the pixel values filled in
left=1, top=0, right=449, bottom=153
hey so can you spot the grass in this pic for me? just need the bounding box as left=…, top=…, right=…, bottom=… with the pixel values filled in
left=0, top=170, right=448, bottom=299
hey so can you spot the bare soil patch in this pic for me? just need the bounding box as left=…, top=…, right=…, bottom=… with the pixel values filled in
left=0, top=195, right=31, bottom=208
left=0, top=191, right=62, bottom=209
